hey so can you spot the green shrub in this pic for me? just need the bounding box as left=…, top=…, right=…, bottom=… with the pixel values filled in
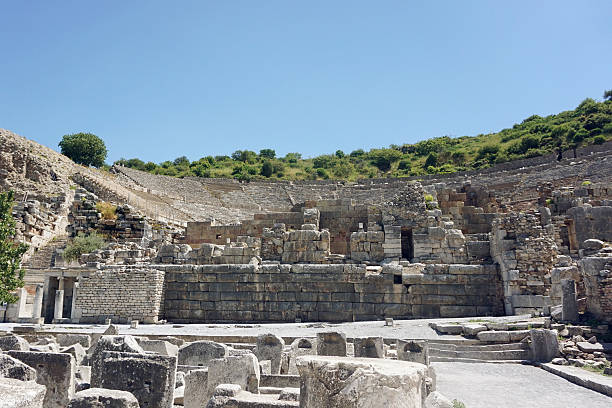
left=95, top=202, right=117, bottom=220
left=593, top=135, right=606, bottom=145
left=452, top=400, right=466, bottom=408
left=582, top=180, right=592, bottom=186
left=63, top=232, right=106, bottom=262
left=424, top=194, right=434, bottom=202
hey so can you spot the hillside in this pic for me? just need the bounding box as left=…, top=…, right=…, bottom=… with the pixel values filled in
left=115, top=96, right=612, bottom=181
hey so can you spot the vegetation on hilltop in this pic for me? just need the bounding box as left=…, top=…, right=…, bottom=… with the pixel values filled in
left=114, top=95, right=612, bottom=181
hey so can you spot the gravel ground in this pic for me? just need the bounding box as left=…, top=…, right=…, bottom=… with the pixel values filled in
left=433, top=362, right=612, bottom=408
left=0, top=314, right=531, bottom=341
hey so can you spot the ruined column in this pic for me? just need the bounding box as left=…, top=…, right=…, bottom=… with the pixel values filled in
left=32, top=284, right=44, bottom=319
left=54, top=290, right=64, bottom=321
left=561, top=279, right=578, bottom=322
left=70, top=282, right=79, bottom=322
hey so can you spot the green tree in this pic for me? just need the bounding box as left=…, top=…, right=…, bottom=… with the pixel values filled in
left=368, top=149, right=402, bottom=172
left=0, top=191, right=28, bottom=303
left=260, top=160, right=273, bottom=177
left=603, top=89, right=612, bottom=101
left=259, top=149, right=276, bottom=159
left=59, top=133, right=107, bottom=167
left=424, top=152, right=438, bottom=168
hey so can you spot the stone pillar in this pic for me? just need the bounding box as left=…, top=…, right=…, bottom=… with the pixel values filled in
left=58, top=277, right=65, bottom=291
left=54, top=290, right=64, bottom=321
left=16, top=288, right=28, bottom=318
left=32, top=284, right=44, bottom=319
left=6, top=288, right=28, bottom=321
left=561, top=279, right=578, bottom=322
left=70, top=282, right=79, bottom=322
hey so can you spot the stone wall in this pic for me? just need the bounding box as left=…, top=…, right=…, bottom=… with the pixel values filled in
left=73, top=266, right=165, bottom=323
left=491, top=210, right=558, bottom=315
left=162, top=263, right=503, bottom=323
left=580, top=255, right=612, bottom=323
left=567, top=206, right=612, bottom=248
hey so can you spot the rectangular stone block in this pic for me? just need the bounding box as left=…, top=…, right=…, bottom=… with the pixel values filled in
left=97, top=351, right=177, bottom=408
left=8, top=351, right=75, bottom=408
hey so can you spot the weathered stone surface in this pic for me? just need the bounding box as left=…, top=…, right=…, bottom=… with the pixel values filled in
left=0, top=333, right=30, bottom=351
left=561, top=279, right=578, bottom=322
left=477, top=331, right=511, bottom=343
left=62, top=343, right=86, bottom=366
left=254, top=333, right=285, bottom=374
left=433, top=324, right=463, bottom=335
left=424, top=391, right=453, bottom=408
left=206, top=354, right=261, bottom=403
left=297, top=355, right=429, bottom=408
left=95, top=351, right=177, bottom=408
left=178, top=340, right=228, bottom=367
left=8, top=350, right=75, bottom=408
left=316, top=332, right=347, bottom=357
left=90, top=335, right=144, bottom=387
left=353, top=337, right=384, bottom=359
left=288, top=338, right=316, bottom=375
left=461, top=324, right=487, bottom=337
left=67, top=388, right=140, bottom=408
left=184, top=369, right=208, bottom=408
left=576, top=341, right=604, bottom=353
left=57, top=334, right=91, bottom=348
left=530, top=329, right=559, bottom=363
left=136, top=339, right=179, bottom=357
left=0, top=377, right=46, bottom=408
left=397, top=339, right=430, bottom=365
left=0, top=353, right=37, bottom=381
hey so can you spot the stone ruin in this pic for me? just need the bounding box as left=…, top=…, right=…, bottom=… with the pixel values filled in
left=1, top=129, right=612, bottom=406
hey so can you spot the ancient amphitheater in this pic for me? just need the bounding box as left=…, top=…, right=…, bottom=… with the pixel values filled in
left=1, top=128, right=611, bottom=407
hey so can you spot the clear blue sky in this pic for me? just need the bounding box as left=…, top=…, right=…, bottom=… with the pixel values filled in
left=1, top=1, right=610, bottom=164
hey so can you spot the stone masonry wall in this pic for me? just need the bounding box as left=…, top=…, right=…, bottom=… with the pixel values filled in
left=491, top=210, right=558, bottom=315
left=73, top=267, right=165, bottom=324
left=162, top=263, right=503, bottom=323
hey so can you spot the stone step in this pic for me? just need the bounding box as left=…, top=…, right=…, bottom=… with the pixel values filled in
left=427, top=342, right=530, bottom=352
left=429, top=348, right=531, bottom=361
left=430, top=356, right=530, bottom=364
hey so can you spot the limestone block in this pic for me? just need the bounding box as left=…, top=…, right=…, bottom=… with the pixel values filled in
left=396, top=339, right=429, bottom=365
left=461, top=324, right=487, bottom=337
left=178, top=340, right=229, bottom=367
left=316, top=332, right=347, bottom=357
left=476, top=331, right=511, bottom=343
left=0, top=334, right=31, bottom=351
left=424, top=391, right=453, bottom=408
left=297, top=355, right=429, bottom=408
left=0, top=353, right=37, bottom=381
left=67, top=388, right=140, bottom=408
left=96, top=351, right=177, bottom=408
left=253, top=333, right=285, bottom=375
left=0, top=377, right=46, bottom=408
left=57, top=334, right=91, bottom=348
left=8, top=351, right=75, bottom=408
left=206, top=354, right=260, bottom=403
left=561, top=279, right=578, bottom=323
left=184, top=369, right=209, bottom=408
left=137, top=339, right=179, bottom=357
left=529, top=329, right=559, bottom=363
left=90, top=335, right=145, bottom=387
left=61, top=343, right=86, bottom=366
left=288, top=338, right=316, bottom=375
left=353, top=337, right=384, bottom=359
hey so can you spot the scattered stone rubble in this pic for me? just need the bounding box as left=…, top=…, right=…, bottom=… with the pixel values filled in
left=0, top=329, right=448, bottom=408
